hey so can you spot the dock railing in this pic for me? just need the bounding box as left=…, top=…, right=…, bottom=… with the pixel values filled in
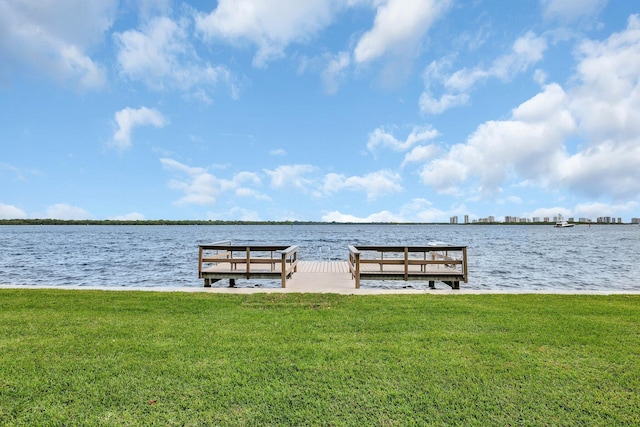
left=348, top=245, right=468, bottom=289
left=198, top=241, right=298, bottom=288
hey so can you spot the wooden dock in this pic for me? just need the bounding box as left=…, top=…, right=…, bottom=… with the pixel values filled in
left=199, top=243, right=468, bottom=290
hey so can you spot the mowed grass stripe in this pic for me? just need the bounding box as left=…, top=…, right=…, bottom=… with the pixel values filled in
left=1, top=290, right=638, bottom=426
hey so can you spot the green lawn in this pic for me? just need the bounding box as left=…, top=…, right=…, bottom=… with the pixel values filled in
left=1, top=290, right=639, bottom=426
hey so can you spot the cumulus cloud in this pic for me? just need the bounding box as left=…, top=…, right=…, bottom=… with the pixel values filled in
left=45, top=203, right=91, bottom=220
left=321, top=198, right=447, bottom=223
left=353, top=0, right=451, bottom=64
left=322, top=170, right=402, bottom=201
left=109, top=212, right=146, bottom=221
left=572, top=201, right=638, bottom=219
left=264, top=164, right=317, bottom=190
left=559, top=14, right=640, bottom=199
left=321, top=51, right=351, bottom=94
left=161, top=158, right=266, bottom=205
left=421, top=32, right=547, bottom=114
left=269, top=148, right=287, bottom=156
left=541, top=0, right=607, bottom=24
left=115, top=16, right=235, bottom=101
left=402, top=145, right=440, bottom=167
left=207, top=207, right=263, bottom=222
left=161, top=158, right=221, bottom=205
left=111, top=107, right=168, bottom=150
left=421, top=83, right=575, bottom=195
left=0, top=0, right=115, bottom=90
left=419, top=15, right=640, bottom=202
left=419, top=92, right=470, bottom=115
left=322, top=210, right=402, bottom=223
left=195, top=0, right=338, bottom=67
left=0, top=202, right=27, bottom=219
left=367, top=126, right=439, bottom=153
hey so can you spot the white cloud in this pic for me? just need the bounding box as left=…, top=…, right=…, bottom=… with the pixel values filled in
left=419, top=92, right=470, bottom=115
left=136, top=0, right=173, bottom=19
left=321, top=51, right=351, bottom=94
left=569, top=15, right=640, bottom=144
left=235, top=187, right=272, bottom=201
left=207, top=207, right=262, bottom=222
left=322, top=210, right=402, bottom=223
left=421, top=32, right=547, bottom=114
left=559, top=141, right=640, bottom=199
left=421, top=83, right=575, bottom=195
left=322, top=170, right=402, bottom=201
left=524, top=201, right=638, bottom=221
left=115, top=17, right=234, bottom=100
left=559, top=14, right=640, bottom=199
left=446, top=32, right=547, bottom=91
left=572, top=201, right=638, bottom=219
left=367, top=126, right=439, bottom=152
left=401, top=145, right=440, bottom=167
left=269, top=148, right=287, bottom=156
left=541, top=0, right=607, bottom=24
left=524, top=206, right=572, bottom=219
left=0, top=0, right=115, bottom=90
left=400, top=198, right=447, bottom=223
left=161, top=158, right=221, bottom=205
left=195, top=0, right=339, bottom=67
left=419, top=16, right=640, bottom=202
left=0, top=202, right=27, bottom=219
left=109, top=212, right=146, bottom=221
left=45, top=203, right=91, bottom=220
left=354, top=0, right=451, bottom=64
left=112, top=107, right=168, bottom=150
left=321, top=198, right=448, bottom=223
left=161, top=159, right=267, bottom=205
left=419, top=156, right=470, bottom=196
left=264, top=164, right=317, bottom=190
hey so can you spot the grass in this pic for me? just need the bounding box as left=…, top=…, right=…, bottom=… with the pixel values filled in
left=1, top=290, right=639, bottom=426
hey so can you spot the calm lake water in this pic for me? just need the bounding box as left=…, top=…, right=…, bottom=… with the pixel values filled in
left=1, top=224, right=639, bottom=291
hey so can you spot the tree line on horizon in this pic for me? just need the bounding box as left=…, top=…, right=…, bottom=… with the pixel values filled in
left=0, top=219, right=628, bottom=226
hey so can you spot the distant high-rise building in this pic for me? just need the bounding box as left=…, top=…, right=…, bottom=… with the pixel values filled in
left=464, top=215, right=469, bottom=224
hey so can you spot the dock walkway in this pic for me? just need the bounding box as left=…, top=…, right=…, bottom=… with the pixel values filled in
left=199, top=243, right=468, bottom=290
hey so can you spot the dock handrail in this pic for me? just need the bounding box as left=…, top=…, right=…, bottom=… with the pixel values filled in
left=348, top=245, right=468, bottom=289
left=199, top=242, right=298, bottom=288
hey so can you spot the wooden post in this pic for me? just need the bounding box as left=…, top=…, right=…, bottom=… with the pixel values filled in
left=355, top=251, right=360, bottom=289
left=198, top=246, right=203, bottom=279
left=204, top=278, right=211, bottom=287
left=281, top=251, right=287, bottom=288
left=404, top=247, right=409, bottom=281
left=429, top=281, right=435, bottom=289
left=462, top=247, right=468, bottom=283
left=246, top=247, right=251, bottom=279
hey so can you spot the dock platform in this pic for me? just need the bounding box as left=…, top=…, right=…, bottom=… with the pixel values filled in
left=199, top=243, right=468, bottom=290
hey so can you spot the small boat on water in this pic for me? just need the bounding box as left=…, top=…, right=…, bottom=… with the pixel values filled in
left=554, top=214, right=574, bottom=228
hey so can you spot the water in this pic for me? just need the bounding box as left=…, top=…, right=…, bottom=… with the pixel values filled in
left=1, top=224, right=638, bottom=291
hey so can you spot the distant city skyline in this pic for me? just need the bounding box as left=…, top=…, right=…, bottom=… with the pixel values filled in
left=1, top=1, right=639, bottom=222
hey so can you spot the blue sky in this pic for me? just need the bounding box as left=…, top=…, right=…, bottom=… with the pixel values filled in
left=1, top=0, right=639, bottom=222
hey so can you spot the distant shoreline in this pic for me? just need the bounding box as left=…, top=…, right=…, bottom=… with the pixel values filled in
left=0, top=219, right=631, bottom=226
